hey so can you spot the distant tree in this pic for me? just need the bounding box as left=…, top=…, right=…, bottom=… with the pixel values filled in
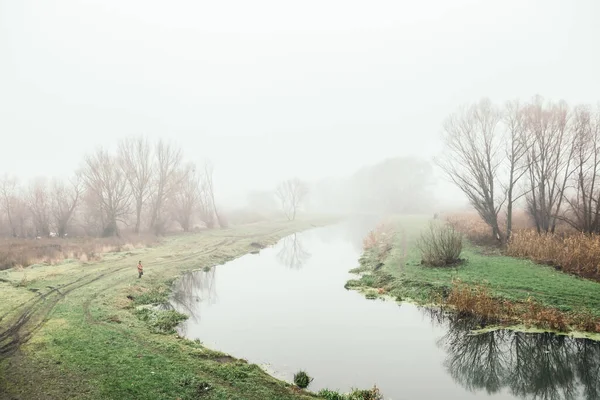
left=172, top=163, right=200, bottom=232
left=50, top=175, right=83, bottom=237
left=350, top=157, right=434, bottom=214
left=149, top=140, right=183, bottom=234
left=0, top=175, right=19, bottom=237
left=276, top=178, right=309, bottom=221
left=203, top=161, right=225, bottom=228
left=437, top=98, right=504, bottom=241
left=81, top=148, right=131, bottom=237
left=118, top=135, right=154, bottom=234
left=26, top=177, right=51, bottom=236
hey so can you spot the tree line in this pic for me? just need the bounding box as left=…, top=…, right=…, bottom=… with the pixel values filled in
left=439, top=95, right=600, bottom=240
left=0, top=136, right=223, bottom=238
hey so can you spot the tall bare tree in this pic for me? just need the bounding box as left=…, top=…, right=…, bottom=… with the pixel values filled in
left=50, top=175, right=83, bottom=237
left=149, top=140, right=183, bottom=234
left=118, top=136, right=154, bottom=234
left=81, top=148, right=131, bottom=237
left=563, top=104, right=600, bottom=233
left=503, top=100, right=532, bottom=239
left=172, top=163, right=200, bottom=232
left=0, top=175, right=19, bottom=237
left=523, top=97, right=574, bottom=233
left=276, top=178, right=309, bottom=221
left=438, top=98, right=504, bottom=240
left=26, top=177, right=51, bottom=236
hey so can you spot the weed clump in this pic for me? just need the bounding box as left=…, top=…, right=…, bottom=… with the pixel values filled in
left=293, top=370, right=313, bottom=389
left=318, top=385, right=383, bottom=400
left=130, top=285, right=169, bottom=306
left=417, top=222, right=463, bottom=267
left=134, top=307, right=188, bottom=334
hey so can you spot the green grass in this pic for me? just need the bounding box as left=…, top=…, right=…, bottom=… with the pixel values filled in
left=350, top=215, right=600, bottom=321
left=0, top=218, right=338, bottom=400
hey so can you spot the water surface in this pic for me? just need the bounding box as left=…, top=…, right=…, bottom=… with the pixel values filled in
left=170, top=221, right=600, bottom=400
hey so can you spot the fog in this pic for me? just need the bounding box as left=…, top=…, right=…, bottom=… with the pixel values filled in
left=1, top=0, right=599, bottom=211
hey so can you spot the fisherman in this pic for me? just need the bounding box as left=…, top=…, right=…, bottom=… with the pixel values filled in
left=137, top=260, right=144, bottom=278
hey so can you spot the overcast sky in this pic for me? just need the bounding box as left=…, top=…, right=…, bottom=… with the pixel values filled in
left=1, top=0, right=599, bottom=207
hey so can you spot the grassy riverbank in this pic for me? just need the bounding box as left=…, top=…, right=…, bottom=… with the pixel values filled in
left=347, top=216, right=600, bottom=338
left=0, top=219, right=336, bottom=400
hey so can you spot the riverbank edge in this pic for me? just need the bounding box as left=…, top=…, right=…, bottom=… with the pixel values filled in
left=345, top=246, right=600, bottom=342
left=1, top=218, right=351, bottom=400
left=135, top=218, right=385, bottom=400
left=130, top=219, right=343, bottom=399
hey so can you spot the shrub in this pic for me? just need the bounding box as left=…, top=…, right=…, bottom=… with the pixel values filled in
left=417, top=222, right=463, bottom=267
left=293, top=370, right=313, bottom=389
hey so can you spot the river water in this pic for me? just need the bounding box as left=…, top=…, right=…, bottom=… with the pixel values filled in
left=170, top=220, right=600, bottom=400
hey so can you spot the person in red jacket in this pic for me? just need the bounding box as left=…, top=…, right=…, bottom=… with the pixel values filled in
left=137, top=260, right=144, bottom=278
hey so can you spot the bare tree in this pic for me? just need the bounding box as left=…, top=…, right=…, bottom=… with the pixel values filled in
left=438, top=98, right=504, bottom=241
left=203, top=161, right=224, bottom=228
left=562, top=104, right=600, bottom=233
left=0, top=175, right=18, bottom=237
left=172, top=163, right=200, bottom=232
left=275, top=177, right=309, bottom=221
left=149, top=140, right=183, bottom=234
left=81, top=148, right=131, bottom=237
left=503, top=100, right=532, bottom=239
left=50, top=175, right=83, bottom=237
left=523, top=97, right=574, bottom=233
left=26, top=177, right=51, bottom=237
left=118, top=135, right=154, bottom=234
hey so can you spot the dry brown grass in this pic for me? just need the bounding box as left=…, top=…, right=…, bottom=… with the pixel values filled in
left=507, top=230, right=600, bottom=281
left=0, top=234, right=159, bottom=271
left=360, top=221, right=396, bottom=270
left=444, top=210, right=534, bottom=244
left=363, top=222, right=395, bottom=251
left=445, top=280, right=599, bottom=333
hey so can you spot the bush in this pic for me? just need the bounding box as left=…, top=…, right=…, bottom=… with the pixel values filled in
left=293, top=370, right=313, bottom=389
left=417, top=222, right=463, bottom=267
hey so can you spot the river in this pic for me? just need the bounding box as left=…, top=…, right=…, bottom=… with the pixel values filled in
left=169, top=220, right=600, bottom=400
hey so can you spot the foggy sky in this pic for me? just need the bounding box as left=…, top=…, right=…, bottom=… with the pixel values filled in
left=1, top=0, right=599, bottom=208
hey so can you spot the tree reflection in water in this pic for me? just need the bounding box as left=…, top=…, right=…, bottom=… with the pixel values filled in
left=276, top=233, right=311, bottom=269
left=424, top=308, right=600, bottom=400
left=169, top=267, right=217, bottom=330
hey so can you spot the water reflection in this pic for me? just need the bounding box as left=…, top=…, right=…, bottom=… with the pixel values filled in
left=276, top=233, right=311, bottom=269
left=426, top=309, right=600, bottom=400
left=170, top=267, right=217, bottom=325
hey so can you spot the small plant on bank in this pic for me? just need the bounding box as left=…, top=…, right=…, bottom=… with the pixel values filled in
left=417, top=222, right=463, bottom=267
left=318, top=385, right=384, bottom=400
left=293, top=370, right=313, bottom=389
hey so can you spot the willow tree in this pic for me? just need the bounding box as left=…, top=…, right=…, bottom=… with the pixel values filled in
left=438, top=98, right=504, bottom=241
